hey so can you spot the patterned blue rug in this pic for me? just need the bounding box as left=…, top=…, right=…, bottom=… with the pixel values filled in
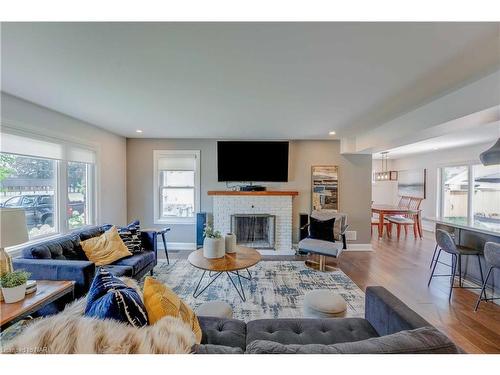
left=152, top=259, right=365, bottom=321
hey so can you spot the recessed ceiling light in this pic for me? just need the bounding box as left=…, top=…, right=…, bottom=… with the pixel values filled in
left=433, top=147, right=439, bottom=150
left=329, top=131, right=336, bottom=135
left=136, top=129, right=143, bottom=133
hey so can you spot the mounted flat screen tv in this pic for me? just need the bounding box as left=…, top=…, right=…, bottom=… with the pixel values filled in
left=217, top=141, right=289, bottom=182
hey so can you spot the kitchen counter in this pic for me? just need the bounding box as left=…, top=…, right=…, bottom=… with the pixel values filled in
left=424, top=217, right=500, bottom=237
left=425, top=217, right=499, bottom=295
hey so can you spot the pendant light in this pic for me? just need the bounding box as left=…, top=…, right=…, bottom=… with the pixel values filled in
left=374, top=152, right=398, bottom=181
left=479, top=138, right=500, bottom=166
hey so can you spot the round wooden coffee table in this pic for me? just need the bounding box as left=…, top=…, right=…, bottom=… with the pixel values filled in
left=188, top=246, right=261, bottom=301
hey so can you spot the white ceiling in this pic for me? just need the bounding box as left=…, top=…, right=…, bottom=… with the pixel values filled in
left=373, top=120, right=500, bottom=159
left=1, top=22, right=499, bottom=139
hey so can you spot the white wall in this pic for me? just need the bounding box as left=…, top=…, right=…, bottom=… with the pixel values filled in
left=127, top=139, right=373, bottom=246
left=372, top=142, right=494, bottom=231
left=371, top=159, right=398, bottom=205
left=1, top=93, right=127, bottom=225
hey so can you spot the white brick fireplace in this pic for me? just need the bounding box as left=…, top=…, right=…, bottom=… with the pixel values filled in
left=209, top=191, right=298, bottom=253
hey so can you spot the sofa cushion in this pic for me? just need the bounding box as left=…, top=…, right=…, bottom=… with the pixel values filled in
left=85, top=268, right=148, bottom=327
left=23, top=239, right=71, bottom=260
left=112, top=250, right=155, bottom=274
left=78, top=226, right=104, bottom=241
left=198, top=316, right=247, bottom=351
left=246, top=318, right=379, bottom=347
left=59, top=234, right=87, bottom=260
left=22, top=244, right=52, bottom=259
left=245, top=327, right=460, bottom=354
left=194, top=344, right=244, bottom=354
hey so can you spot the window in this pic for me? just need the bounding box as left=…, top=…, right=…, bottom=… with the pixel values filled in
left=441, top=165, right=469, bottom=225
left=67, top=161, right=92, bottom=229
left=440, top=162, right=500, bottom=231
left=153, top=150, right=200, bottom=224
left=1, top=131, right=96, bottom=244
left=472, top=164, right=500, bottom=232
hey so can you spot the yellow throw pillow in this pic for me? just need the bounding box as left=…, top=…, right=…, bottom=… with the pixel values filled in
left=81, top=226, right=132, bottom=266
left=143, top=277, right=202, bottom=344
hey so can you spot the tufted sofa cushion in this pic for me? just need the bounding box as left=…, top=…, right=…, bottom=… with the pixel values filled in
left=198, top=316, right=247, bottom=351
left=78, top=226, right=104, bottom=241
left=246, top=318, right=379, bottom=347
left=245, top=327, right=461, bottom=354
left=22, top=234, right=86, bottom=260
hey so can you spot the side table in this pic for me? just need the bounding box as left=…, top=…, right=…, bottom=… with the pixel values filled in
left=143, top=227, right=171, bottom=264
left=1, top=280, right=75, bottom=331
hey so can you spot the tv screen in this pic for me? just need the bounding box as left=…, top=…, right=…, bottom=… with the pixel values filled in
left=217, top=141, right=289, bottom=182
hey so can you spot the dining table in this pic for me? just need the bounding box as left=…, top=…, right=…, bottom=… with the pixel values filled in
left=371, top=204, right=422, bottom=239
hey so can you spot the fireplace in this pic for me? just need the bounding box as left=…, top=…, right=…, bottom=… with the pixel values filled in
left=231, top=214, right=276, bottom=249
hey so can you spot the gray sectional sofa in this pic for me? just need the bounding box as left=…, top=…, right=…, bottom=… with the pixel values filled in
left=195, top=286, right=461, bottom=354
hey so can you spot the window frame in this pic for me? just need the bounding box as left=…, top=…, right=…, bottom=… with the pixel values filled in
left=153, top=150, right=200, bottom=225
left=1, top=126, right=99, bottom=252
left=438, top=159, right=497, bottom=226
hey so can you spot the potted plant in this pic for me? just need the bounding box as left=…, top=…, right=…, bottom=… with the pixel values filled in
left=0, top=270, right=31, bottom=303
left=203, top=224, right=225, bottom=259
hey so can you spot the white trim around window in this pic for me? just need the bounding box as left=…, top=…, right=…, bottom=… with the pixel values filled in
left=153, top=150, right=200, bottom=225
left=1, top=126, right=99, bottom=251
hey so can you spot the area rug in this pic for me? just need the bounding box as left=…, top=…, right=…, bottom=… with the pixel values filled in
left=151, top=259, right=365, bottom=321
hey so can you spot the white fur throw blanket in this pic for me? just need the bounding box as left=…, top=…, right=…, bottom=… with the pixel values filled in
left=3, top=279, right=197, bottom=354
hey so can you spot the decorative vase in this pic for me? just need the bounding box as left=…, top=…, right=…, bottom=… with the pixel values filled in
left=225, top=233, right=237, bottom=253
left=1, top=283, right=27, bottom=303
left=203, top=237, right=225, bottom=259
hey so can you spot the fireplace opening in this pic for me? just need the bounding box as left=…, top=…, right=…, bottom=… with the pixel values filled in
left=231, top=214, right=276, bottom=249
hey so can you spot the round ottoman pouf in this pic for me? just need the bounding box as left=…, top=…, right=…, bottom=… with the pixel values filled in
left=196, top=301, right=233, bottom=319
left=303, top=290, right=347, bottom=318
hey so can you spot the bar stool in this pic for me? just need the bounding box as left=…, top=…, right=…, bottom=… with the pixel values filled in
left=474, top=242, right=500, bottom=311
left=429, top=228, right=456, bottom=269
left=428, top=229, right=486, bottom=301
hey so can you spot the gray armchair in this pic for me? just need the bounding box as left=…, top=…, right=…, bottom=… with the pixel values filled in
left=298, top=211, right=348, bottom=272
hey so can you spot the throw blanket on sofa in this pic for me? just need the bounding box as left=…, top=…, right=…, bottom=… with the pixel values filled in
left=2, top=281, right=197, bottom=354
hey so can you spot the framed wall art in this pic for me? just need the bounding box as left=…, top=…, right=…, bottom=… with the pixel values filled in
left=311, top=165, right=339, bottom=211
left=397, top=168, right=426, bottom=199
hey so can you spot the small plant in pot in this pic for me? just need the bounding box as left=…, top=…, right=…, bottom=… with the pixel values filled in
left=203, top=224, right=225, bottom=259
left=0, top=270, right=31, bottom=303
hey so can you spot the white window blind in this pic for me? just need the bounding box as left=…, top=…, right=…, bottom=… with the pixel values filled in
left=157, top=155, right=196, bottom=171
left=0, top=132, right=63, bottom=160
left=1, top=132, right=96, bottom=163
left=67, top=146, right=96, bottom=164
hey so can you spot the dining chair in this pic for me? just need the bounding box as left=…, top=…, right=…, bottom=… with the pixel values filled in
left=370, top=218, right=392, bottom=237
left=398, top=196, right=411, bottom=208
left=386, top=197, right=422, bottom=240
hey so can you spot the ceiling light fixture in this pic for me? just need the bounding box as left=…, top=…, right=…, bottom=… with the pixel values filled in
left=136, top=129, right=143, bottom=133
left=329, top=131, right=336, bottom=135
left=373, top=152, right=398, bottom=182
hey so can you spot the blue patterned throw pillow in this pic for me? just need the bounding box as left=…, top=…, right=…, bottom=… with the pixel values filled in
left=85, top=268, right=148, bottom=327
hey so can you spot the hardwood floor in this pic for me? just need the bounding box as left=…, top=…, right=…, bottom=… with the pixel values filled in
left=338, top=232, right=500, bottom=354
left=163, top=232, right=500, bottom=353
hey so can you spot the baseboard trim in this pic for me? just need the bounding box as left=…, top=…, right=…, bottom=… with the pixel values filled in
left=161, top=242, right=197, bottom=251
left=346, top=243, right=373, bottom=252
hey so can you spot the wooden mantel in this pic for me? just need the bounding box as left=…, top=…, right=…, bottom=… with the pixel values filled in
left=208, top=190, right=298, bottom=196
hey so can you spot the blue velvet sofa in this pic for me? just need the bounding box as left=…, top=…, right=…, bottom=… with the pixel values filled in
left=13, top=223, right=158, bottom=299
